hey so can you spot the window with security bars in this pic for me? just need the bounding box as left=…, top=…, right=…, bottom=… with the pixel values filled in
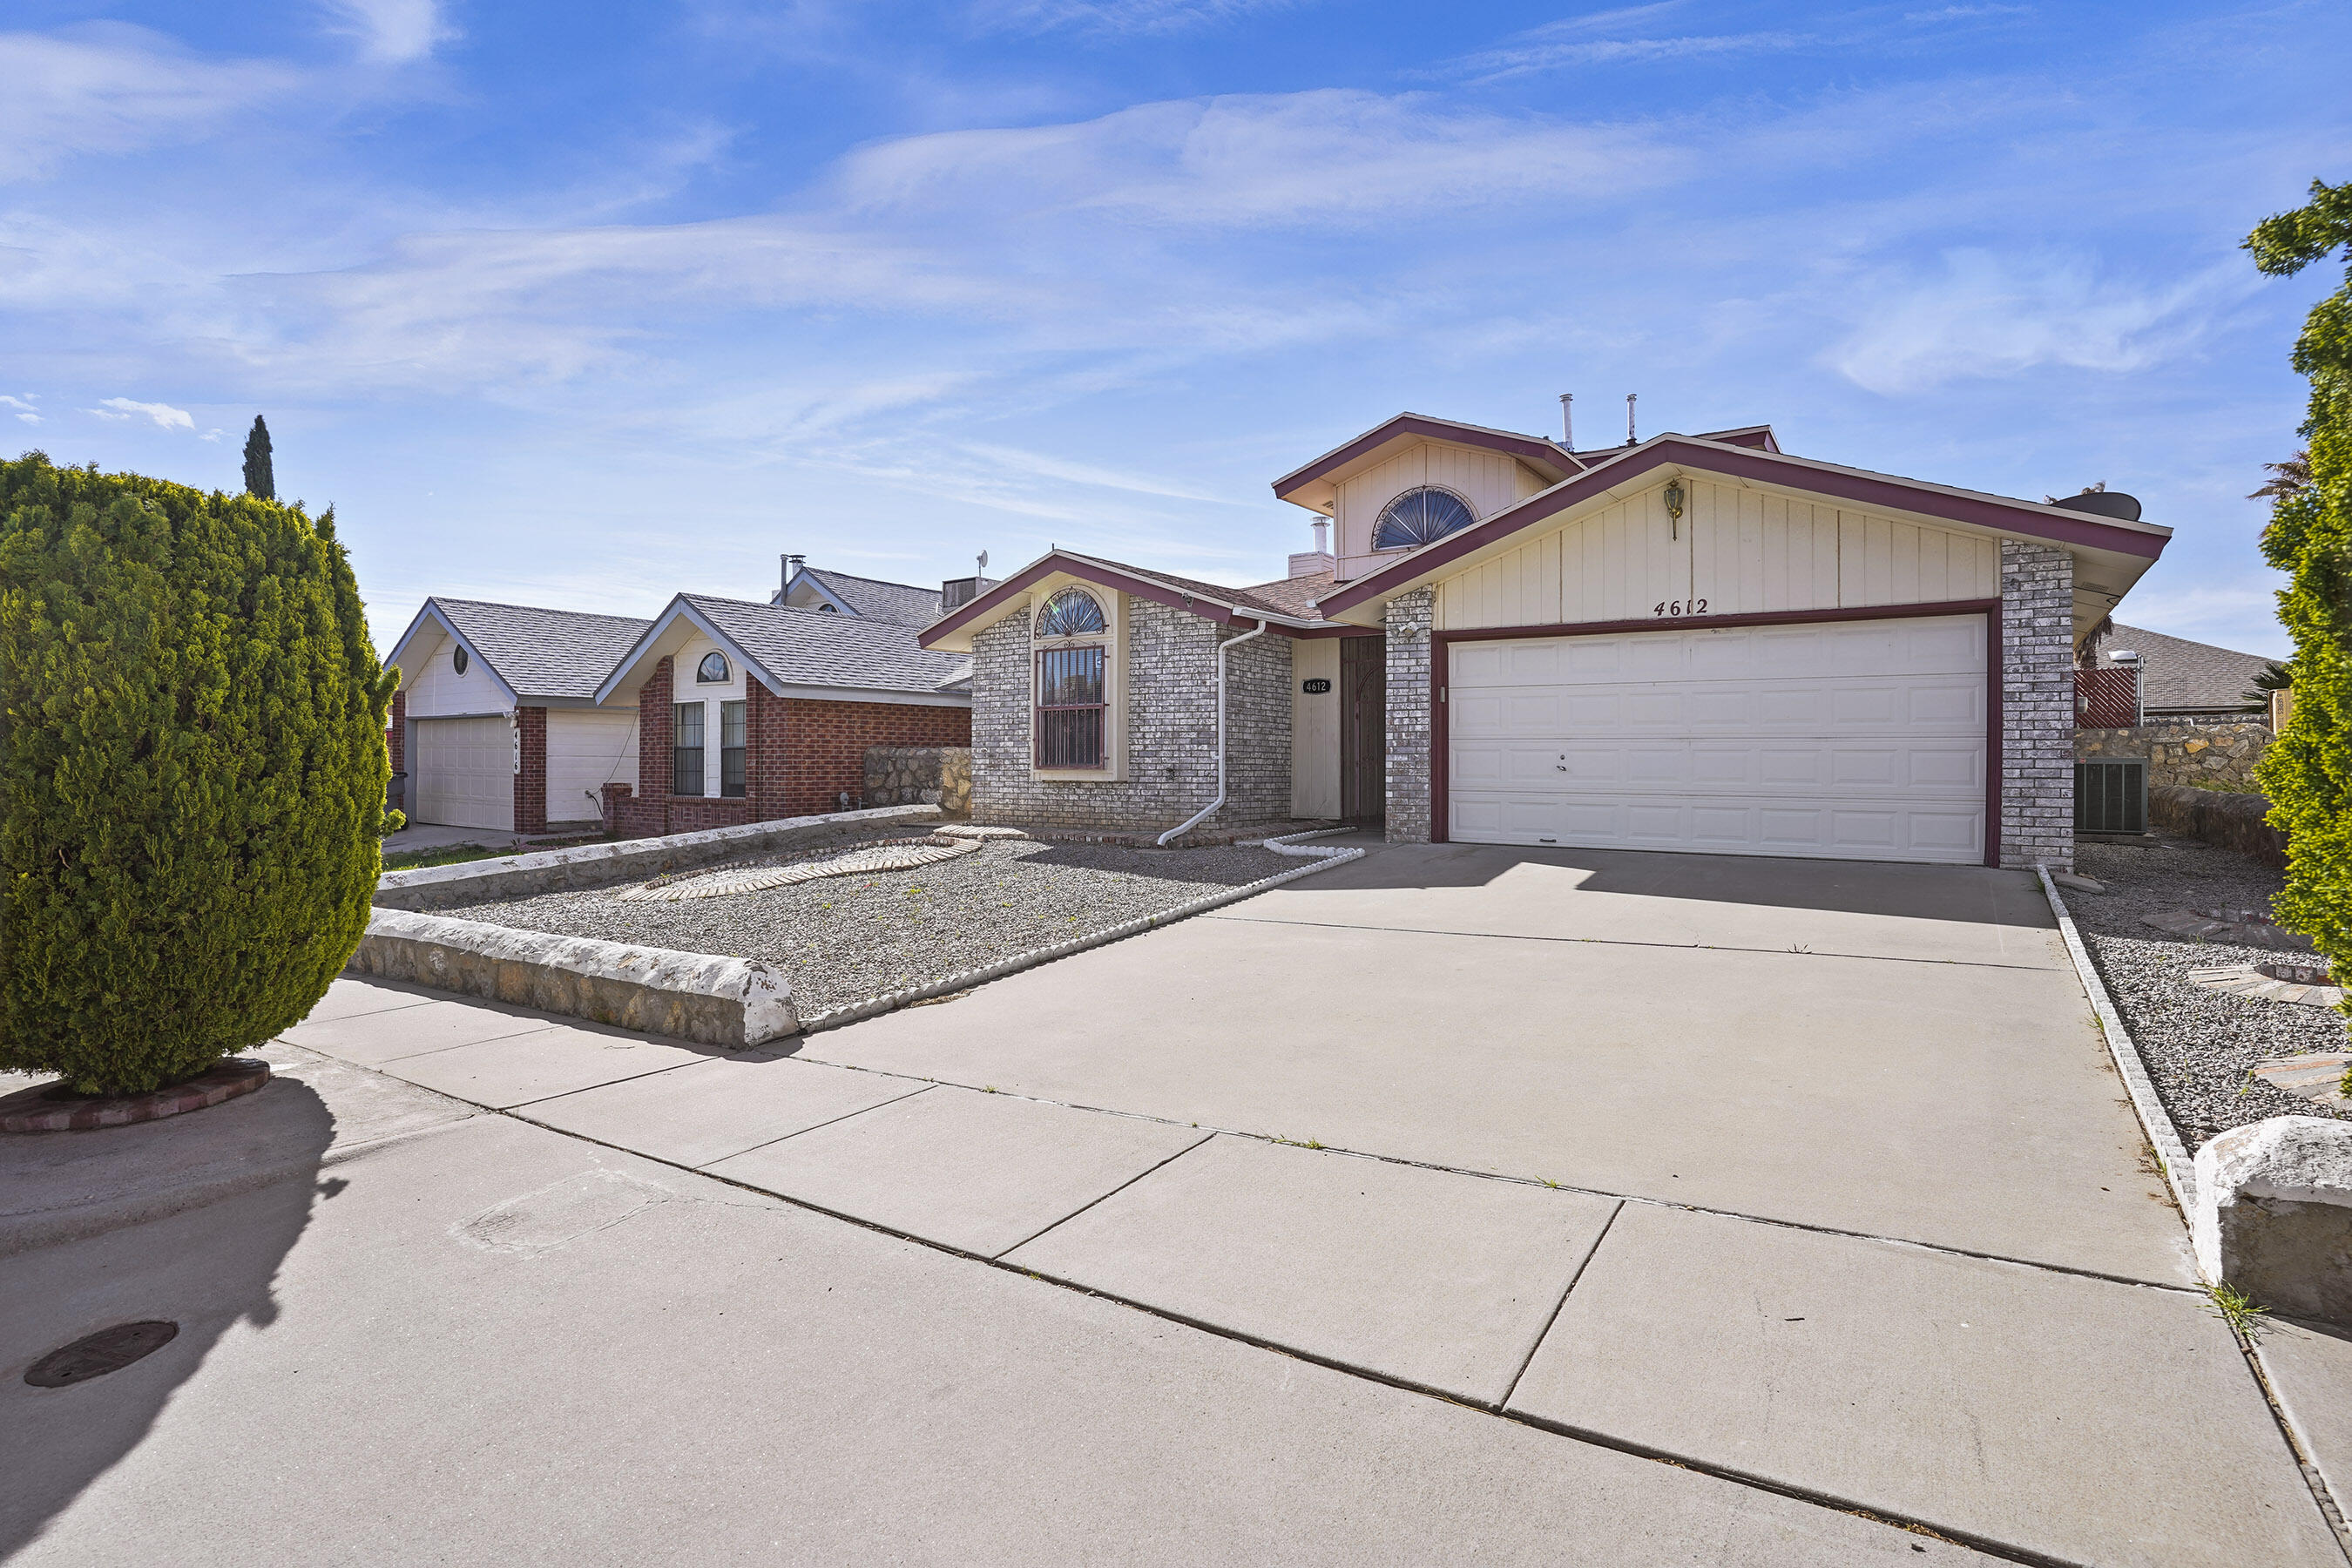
left=672, top=701, right=706, bottom=796
left=2074, top=760, right=2146, bottom=835
left=1036, top=645, right=1106, bottom=769
left=720, top=700, right=747, bottom=798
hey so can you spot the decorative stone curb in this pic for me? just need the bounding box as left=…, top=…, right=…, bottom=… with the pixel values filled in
left=2249, top=1052, right=2352, bottom=1107
left=2038, top=867, right=2200, bottom=1216
left=795, top=828, right=1367, bottom=1037
left=347, top=909, right=796, bottom=1047
left=2188, top=963, right=2346, bottom=1010
left=2141, top=908, right=2315, bottom=952
left=617, top=835, right=982, bottom=903
left=374, top=804, right=943, bottom=912
left=0, top=1058, right=271, bottom=1134
left=934, top=824, right=1031, bottom=841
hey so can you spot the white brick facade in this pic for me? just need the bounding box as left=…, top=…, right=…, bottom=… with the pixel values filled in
left=1999, top=538, right=2076, bottom=870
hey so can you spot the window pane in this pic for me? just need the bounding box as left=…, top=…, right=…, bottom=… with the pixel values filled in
left=674, top=702, right=705, bottom=747
left=720, top=700, right=746, bottom=748
left=673, top=702, right=706, bottom=796
left=720, top=700, right=747, bottom=798
left=1038, top=589, right=1107, bottom=638
left=1037, top=707, right=1104, bottom=768
left=1039, top=645, right=1104, bottom=705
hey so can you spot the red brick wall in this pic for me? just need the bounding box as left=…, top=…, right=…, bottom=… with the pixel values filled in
left=387, top=690, right=406, bottom=774
left=637, top=658, right=674, bottom=806
left=513, top=706, right=547, bottom=835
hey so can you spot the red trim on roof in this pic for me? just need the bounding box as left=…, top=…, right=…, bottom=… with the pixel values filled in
left=1270, top=414, right=1578, bottom=503
left=922, top=553, right=1259, bottom=647
left=1319, top=438, right=2166, bottom=618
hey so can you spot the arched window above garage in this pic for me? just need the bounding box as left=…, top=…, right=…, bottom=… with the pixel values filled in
left=1372, top=487, right=1477, bottom=551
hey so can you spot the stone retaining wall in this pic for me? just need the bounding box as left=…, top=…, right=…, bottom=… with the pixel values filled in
left=863, top=746, right=971, bottom=814
left=2077, top=721, right=2269, bottom=792
left=2149, top=785, right=2287, bottom=869
left=373, top=804, right=941, bottom=912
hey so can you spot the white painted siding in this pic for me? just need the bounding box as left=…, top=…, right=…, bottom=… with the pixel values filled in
left=412, top=715, right=514, bottom=831
left=1435, top=476, right=1999, bottom=631
left=1335, top=441, right=1546, bottom=582
left=672, top=632, right=748, bottom=800
left=403, top=632, right=509, bottom=718
left=547, top=709, right=639, bottom=825
left=1290, top=638, right=1341, bottom=818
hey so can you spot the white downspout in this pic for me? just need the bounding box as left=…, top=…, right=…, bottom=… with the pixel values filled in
left=1159, top=618, right=1269, bottom=846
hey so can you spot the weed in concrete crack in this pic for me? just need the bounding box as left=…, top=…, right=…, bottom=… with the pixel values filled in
left=1303, top=1138, right=1324, bottom=1150
left=2205, top=1281, right=2271, bottom=1338
left=1539, top=1178, right=1564, bottom=1189
left=982, top=1085, right=1000, bottom=1093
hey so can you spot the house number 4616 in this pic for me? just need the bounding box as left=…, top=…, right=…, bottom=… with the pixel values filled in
left=1652, top=598, right=1707, bottom=618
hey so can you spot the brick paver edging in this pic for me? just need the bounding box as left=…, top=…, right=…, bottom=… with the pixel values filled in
left=794, top=828, right=1368, bottom=1037
left=2037, top=866, right=2200, bottom=1220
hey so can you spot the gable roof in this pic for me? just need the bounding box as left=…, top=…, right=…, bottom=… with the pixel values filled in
left=1236, top=569, right=1335, bottom=619
left=917, top=549, right=1341, bottom=651
left=2100, top=623, right=2276, bottom=713
left=390, top=598, right=653, bottom=701
left=1315, top=432, right=2173, bottom=621
left=1271, top=412, right=1582, bottom=509
left=788, top=567, right=944, bottom=627
left=599, top=592, right=971, bottom=704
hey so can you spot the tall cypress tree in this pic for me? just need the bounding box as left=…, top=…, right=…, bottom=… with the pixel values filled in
left=241, top=415, right=274, bottom=500
left=2246, top=180, right=2352, bottom=980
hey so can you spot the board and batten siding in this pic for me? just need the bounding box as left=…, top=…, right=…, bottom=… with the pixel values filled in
left=1434, top=477, right=2000, bottom=632
left=1335, top=442, right=1548, bottom=583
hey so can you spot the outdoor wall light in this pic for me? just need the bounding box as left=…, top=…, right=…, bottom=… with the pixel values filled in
left=1663, top=478, right=1686, bottom=538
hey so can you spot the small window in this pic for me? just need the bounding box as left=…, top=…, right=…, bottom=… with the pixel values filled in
left=1037, top=588, right=1106, bottom=639
left=817, top=603, right=838, bottom=612
left=452, top=645, right=469, bottom=676
left=696, top=651, right=730, bottom=683
left=672, top=702, right=706, bottom=796
left=720, top=700, right=747, bottom=798
left=1036, top=645, right=1106, bottom=769
left=1371, top=487, right=1477, bottom=551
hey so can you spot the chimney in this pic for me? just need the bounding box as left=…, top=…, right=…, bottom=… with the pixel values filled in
left=1288, top=516, right=1336, bottom=579
left=1558, top=392, right=1573, bottom=448
left=1625, top=393, right=1637, bottom=447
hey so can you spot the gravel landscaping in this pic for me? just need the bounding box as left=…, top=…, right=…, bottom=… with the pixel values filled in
left=446, top=832, right=1297, bottom=1017
left=2071, top=836, right=2351, bottom=1148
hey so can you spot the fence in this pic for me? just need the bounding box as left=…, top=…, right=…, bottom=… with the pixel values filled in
left=2075, top=665, right=2139, bottom=728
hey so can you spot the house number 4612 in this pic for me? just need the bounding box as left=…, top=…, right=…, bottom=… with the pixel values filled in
left=1652, top=598, right=1707, bottom=618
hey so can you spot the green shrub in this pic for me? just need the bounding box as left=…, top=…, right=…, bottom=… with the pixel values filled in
left=2247, top=182, right=2352, bottom=985
left=0, top=453, right=396, bottom=1094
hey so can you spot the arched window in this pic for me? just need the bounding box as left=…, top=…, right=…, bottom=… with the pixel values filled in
left=1037, top=588, right=1107, bottom=639
left=696, top=652, right=730, bottom=683
left=1371, top=487, right=1477, bottom=551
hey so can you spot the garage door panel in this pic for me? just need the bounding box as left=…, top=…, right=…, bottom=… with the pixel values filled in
left=413, top=715, right=514, bottom=832
left=1448, top=614, right=1986, bottom=865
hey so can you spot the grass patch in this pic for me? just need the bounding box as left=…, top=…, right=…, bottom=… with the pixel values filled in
left=2204, top=1281, right=2271, bottom=1337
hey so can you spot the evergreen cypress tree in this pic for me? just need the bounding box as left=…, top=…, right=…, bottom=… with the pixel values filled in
left=2246, top=179, right=2352, bottom=984
left=241, top=415, right=274, bottom=500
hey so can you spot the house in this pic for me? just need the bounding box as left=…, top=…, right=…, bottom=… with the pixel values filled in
left=919, top=411, right=2173, bottom=868
left=386, top=598, right=652, bottom=834
left=772, top=558, right=947, bottom=626
left=2089, top=623, right=2275, bottom=720
left=594, top=592, right=970, bottom=837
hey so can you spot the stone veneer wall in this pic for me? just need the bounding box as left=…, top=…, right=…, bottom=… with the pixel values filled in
left=864, top=746, right=973, bottom=814
left=1999, top=540, right=2075, bottom=870
left=2077, top=721, right=2270, bottom=792
left=1383, top=587, right=1434, bottom=844
left=969, top=598, right=1292, bottom=835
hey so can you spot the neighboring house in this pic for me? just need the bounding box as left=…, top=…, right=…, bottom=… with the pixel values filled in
left=920, top=411, right=2172, bottom=868
left=594, top=593, right=971, bottom=837
left=2092, top=623, right=2276, bottom=720
left=386, top=598, right=652, bottom=835
left=771, top=559, right=946, bottom=626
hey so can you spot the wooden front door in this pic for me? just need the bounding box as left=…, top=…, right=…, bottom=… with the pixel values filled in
left=1340, top=635, right=1387, bottom=825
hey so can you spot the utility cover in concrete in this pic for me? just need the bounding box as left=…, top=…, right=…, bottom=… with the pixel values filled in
left=381, top=1025, right=723, bottom=1110
left=706, top=1088, right=1208, bottom=1257
left=1005, top=1135, right=1619, bottom=1406
left=282, top=997, right=556, bottom=1066
left=1506, top=1203, right=2338, bottom=1567
left=525, top=1053, right=926, bottom=1168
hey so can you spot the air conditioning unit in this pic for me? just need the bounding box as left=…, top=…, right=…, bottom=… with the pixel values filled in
left=2074, top=760, right=2147, bottom=835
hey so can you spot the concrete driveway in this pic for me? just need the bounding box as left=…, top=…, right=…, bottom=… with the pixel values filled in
left=10, top=842, right=2349, bottom=1566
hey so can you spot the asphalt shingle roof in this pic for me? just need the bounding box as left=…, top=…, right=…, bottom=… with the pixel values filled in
left=686, top=594, right=972, bottom=695
left=432, top=598, right=653, bottom=700
left=2099, top=622, right=2277, bottom=713
left=1056, top=552, right=1336, bottom=624
left=801, top=569, right=944, bottom=627
left=1236, top=569, right=1335, bottom=619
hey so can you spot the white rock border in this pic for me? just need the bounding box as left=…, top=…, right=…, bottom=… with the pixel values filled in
left=2038, top=866, right=2200, bottom=1216
left=793, top=828, right=1367, bottom=1036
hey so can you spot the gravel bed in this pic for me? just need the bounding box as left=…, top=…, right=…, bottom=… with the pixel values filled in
left=2071, top=836, right=2349, bottom=1148
left=447, top=834, right=1297, bottom=1017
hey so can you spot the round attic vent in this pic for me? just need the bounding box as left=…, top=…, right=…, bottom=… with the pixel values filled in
left=452, top=645, right=469, bottom=676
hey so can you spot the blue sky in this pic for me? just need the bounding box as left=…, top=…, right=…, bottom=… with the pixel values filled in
left=3, top=1, right=2346, bottom=657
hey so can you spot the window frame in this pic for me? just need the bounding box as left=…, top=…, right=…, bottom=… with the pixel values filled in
left=1370, top=485, right=1478, bottom=552
left=696, top=651, right=731, bottom=684
left=1036, top=587, right=1108, bottom=639
left=1034, top=644, right=1108, bottom=771
left=1029, top=584, right=1121, bottom=781
left=672, top=700, right=706, bottom=797
left=719, top=700, right=747, bottom=798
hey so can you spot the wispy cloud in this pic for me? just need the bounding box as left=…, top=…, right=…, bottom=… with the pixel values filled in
left=318, top=0, right=455, bottom=65
left=1433, top=5, right=1808, bottom=84
left=1824, top=250, right=2257, bottom=395
left=1904, top=4, right=2032, bottom=21
left=0, top=24, right=301, bottom=182
left=0, top=394, right=38, bottom=425
left=970, top=0, right=1291, bottom=37
left=92, top=396, right=195, bottom=430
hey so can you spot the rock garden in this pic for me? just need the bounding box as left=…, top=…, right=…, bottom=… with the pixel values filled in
left=2071, top=835, right=2351, bottom=1147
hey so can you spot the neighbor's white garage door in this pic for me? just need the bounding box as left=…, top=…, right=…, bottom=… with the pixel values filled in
left=412, top=714, right=514, bottom=831
left=1448, top=614, right=1987, bottom=864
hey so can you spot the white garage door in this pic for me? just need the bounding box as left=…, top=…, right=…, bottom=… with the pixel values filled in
left=1448, top=614, right=1987, bottom=864
left=546, top=709, right=639, bottom=827
left=412, top=715, right=514, bottom=832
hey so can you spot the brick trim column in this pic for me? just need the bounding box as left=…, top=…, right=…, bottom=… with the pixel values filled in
left=639, top=658, right=675, bottom=808
left=513, top=706, right=547, bottom=835
left=1384, top=586, right=1434, bottom=844
left=1999, top=539, right=2074, bottom=870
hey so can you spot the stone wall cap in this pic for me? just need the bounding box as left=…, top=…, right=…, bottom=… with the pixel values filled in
left=2197, top=1116, right=2352, bottom=1208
